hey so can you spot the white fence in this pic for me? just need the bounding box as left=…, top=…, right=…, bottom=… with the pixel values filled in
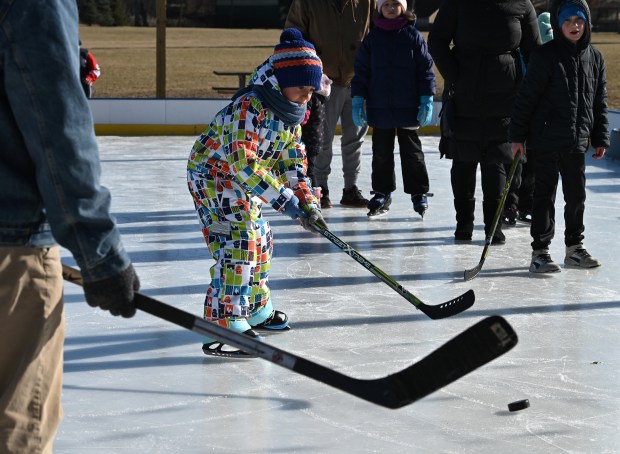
left=88, top=99, right=620, bottom=159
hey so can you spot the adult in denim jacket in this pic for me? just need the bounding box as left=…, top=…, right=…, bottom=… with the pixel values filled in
left=0, top=1, right=139, bottom=451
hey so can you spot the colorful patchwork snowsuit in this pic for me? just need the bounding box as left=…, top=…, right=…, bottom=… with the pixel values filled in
left=187, top=61, right=317, bottom=328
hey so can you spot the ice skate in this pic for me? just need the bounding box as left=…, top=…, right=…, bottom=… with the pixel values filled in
left=367, top=191, right=392, bottom=217
left=517, top=209, right=532, bottom=223
left=202, top=322, right=264, bottom=358
left=529, top=249, right=561, bottom=274
left=251, top=309, right=290, bottom=331
left=412, top=193, right=432, bottom=218
left=564, top=245, right=601, bottom=268
left=502, top=206, right=518, bottom=226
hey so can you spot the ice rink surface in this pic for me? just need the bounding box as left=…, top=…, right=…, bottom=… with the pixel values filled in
left=56, top=135, right=620, bottom=453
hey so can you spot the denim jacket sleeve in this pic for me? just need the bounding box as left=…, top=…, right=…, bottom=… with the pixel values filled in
left=0, top=0, right=130, bottom=282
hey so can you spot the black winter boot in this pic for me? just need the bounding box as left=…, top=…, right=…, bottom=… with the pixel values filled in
left=454, top=198, right=475, bottom=241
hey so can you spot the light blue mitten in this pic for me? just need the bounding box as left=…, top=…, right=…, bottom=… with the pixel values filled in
left=417, top=95, right=434, bottom=127
left=352, top=96, right=367, bottom=128
left=538, top=12, right=553, bottom=44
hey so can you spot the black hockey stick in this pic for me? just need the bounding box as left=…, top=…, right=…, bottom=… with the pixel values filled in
left=62, top=264, right=517, bottom=409
left=464, top=149, right=523, bottom=281
left=311, top=221, right=474, bottom=319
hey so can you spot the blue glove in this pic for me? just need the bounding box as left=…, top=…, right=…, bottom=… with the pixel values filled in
left=352, top=96, right=367, bottom=128
left=538, top=12, right=553, bottom=44
left=417, top=95, right=433, bottom=127
left=281, top=195, right=304, bottom=221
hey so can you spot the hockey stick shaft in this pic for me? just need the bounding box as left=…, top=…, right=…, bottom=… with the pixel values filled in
left=312, top=221, right=475, bottom=319
left=62, top=264, right=516, bottom=409
left=463, top=149, right=523, bottom=281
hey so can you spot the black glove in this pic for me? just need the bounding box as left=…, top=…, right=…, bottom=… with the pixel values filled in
left=83, top=264, right=140, bottom=318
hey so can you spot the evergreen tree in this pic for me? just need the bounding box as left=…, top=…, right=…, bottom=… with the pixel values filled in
left=95, top=0, right=114, bottom=26
left=111, top=0, right=130, bottom=25
left=77, top=0, right=101, bottom=25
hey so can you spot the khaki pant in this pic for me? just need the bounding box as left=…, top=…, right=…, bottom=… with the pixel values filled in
left=0, top=247, right=64, bottom=454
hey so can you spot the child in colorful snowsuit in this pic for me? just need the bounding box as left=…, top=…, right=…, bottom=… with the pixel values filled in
left=187, top=28, right=326, bottom=356
left=510, top=0, right=608, bottom=273
left=351, top=0, right=435, bottom=218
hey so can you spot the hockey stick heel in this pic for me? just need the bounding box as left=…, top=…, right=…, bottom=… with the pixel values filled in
left=310, top=219, right=475, bottom=319
left=464, top=150, right=523, bottom=281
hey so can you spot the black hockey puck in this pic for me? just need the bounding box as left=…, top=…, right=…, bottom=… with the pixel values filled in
left=508, top=399, right=530, bottom=412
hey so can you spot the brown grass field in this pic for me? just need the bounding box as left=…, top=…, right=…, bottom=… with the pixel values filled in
left=80, top=26, right=620, bottom=109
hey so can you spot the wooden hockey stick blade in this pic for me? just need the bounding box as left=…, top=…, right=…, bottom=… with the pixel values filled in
left=463, top=150, right=523, bottom=282
left=313, top=222, right=475, bottom=319
left=62, top=265, right=515, bottom=408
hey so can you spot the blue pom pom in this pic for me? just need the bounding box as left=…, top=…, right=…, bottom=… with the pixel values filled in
left=280, top=28, right=302, bottom=43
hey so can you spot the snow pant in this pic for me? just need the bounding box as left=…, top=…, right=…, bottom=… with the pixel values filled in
left=518, top=149, right=535, bottom=214
left=504, top=160, right=522, bottom=212
left=370, top=127, right=430, bottom=195
left=530, top=150, right=586, bottom=251
left=451, top=159, right=506, bottom=238
left=314, top=84, right=368, bottom=193
left=0, top=246, right=64, bottom=454
left=188, top=171, right=273, bottom=327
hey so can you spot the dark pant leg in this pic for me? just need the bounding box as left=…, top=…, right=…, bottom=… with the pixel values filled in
left=504, top=160, right=522, bottom=211
left=370, top=128, right=396, bottom=193
left=560, top=152, right=586, bottom=247
left=518, top=149, right=535, bottom=213
left=451, top=160, right=477, bottom=235
left=480, top=160, right=506, bottom=236
left=531, top=151, right=560, bottom=250
left=396, top=128, right=429, bottom=195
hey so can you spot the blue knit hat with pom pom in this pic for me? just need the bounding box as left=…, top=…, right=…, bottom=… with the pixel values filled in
left=271, top=28, right=322, bottom=90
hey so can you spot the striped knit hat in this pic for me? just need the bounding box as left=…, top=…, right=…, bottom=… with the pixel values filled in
left=271, top=28, right=322, bottom=90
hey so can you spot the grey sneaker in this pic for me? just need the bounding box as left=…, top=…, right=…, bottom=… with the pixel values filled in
left=529, top=249, right=561, bottom=273
left=564, top=245, right=601, bottom=268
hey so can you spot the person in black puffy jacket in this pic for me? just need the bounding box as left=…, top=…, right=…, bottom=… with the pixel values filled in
left=510, top=0, right=609, bottom=274
left=428, top=0, right=540, bottom=243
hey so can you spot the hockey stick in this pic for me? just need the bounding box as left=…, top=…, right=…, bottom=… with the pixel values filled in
left=311, top=221, right=475, bottom=319
left=62, top=264, right=517, bottom=409
left=463, top=149, right=523, bottom=281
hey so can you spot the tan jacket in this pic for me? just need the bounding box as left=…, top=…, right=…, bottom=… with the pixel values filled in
left=285, top=0, right=375, bottom=86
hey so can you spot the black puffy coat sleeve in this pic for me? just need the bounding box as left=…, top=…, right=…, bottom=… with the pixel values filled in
left=509, top=48, right=552, bottom=143
left=427, top=0, right=459, bottom=86
left=591, top=51, right=609, bottom=148
left=518, top=2, right=542, bottom=65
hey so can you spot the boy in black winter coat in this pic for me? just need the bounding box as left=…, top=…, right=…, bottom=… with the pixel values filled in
left=510, top=0, right=609, bottom=274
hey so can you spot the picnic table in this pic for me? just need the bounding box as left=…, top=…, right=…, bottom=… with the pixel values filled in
left=212, top=70, right=251, bottom=94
